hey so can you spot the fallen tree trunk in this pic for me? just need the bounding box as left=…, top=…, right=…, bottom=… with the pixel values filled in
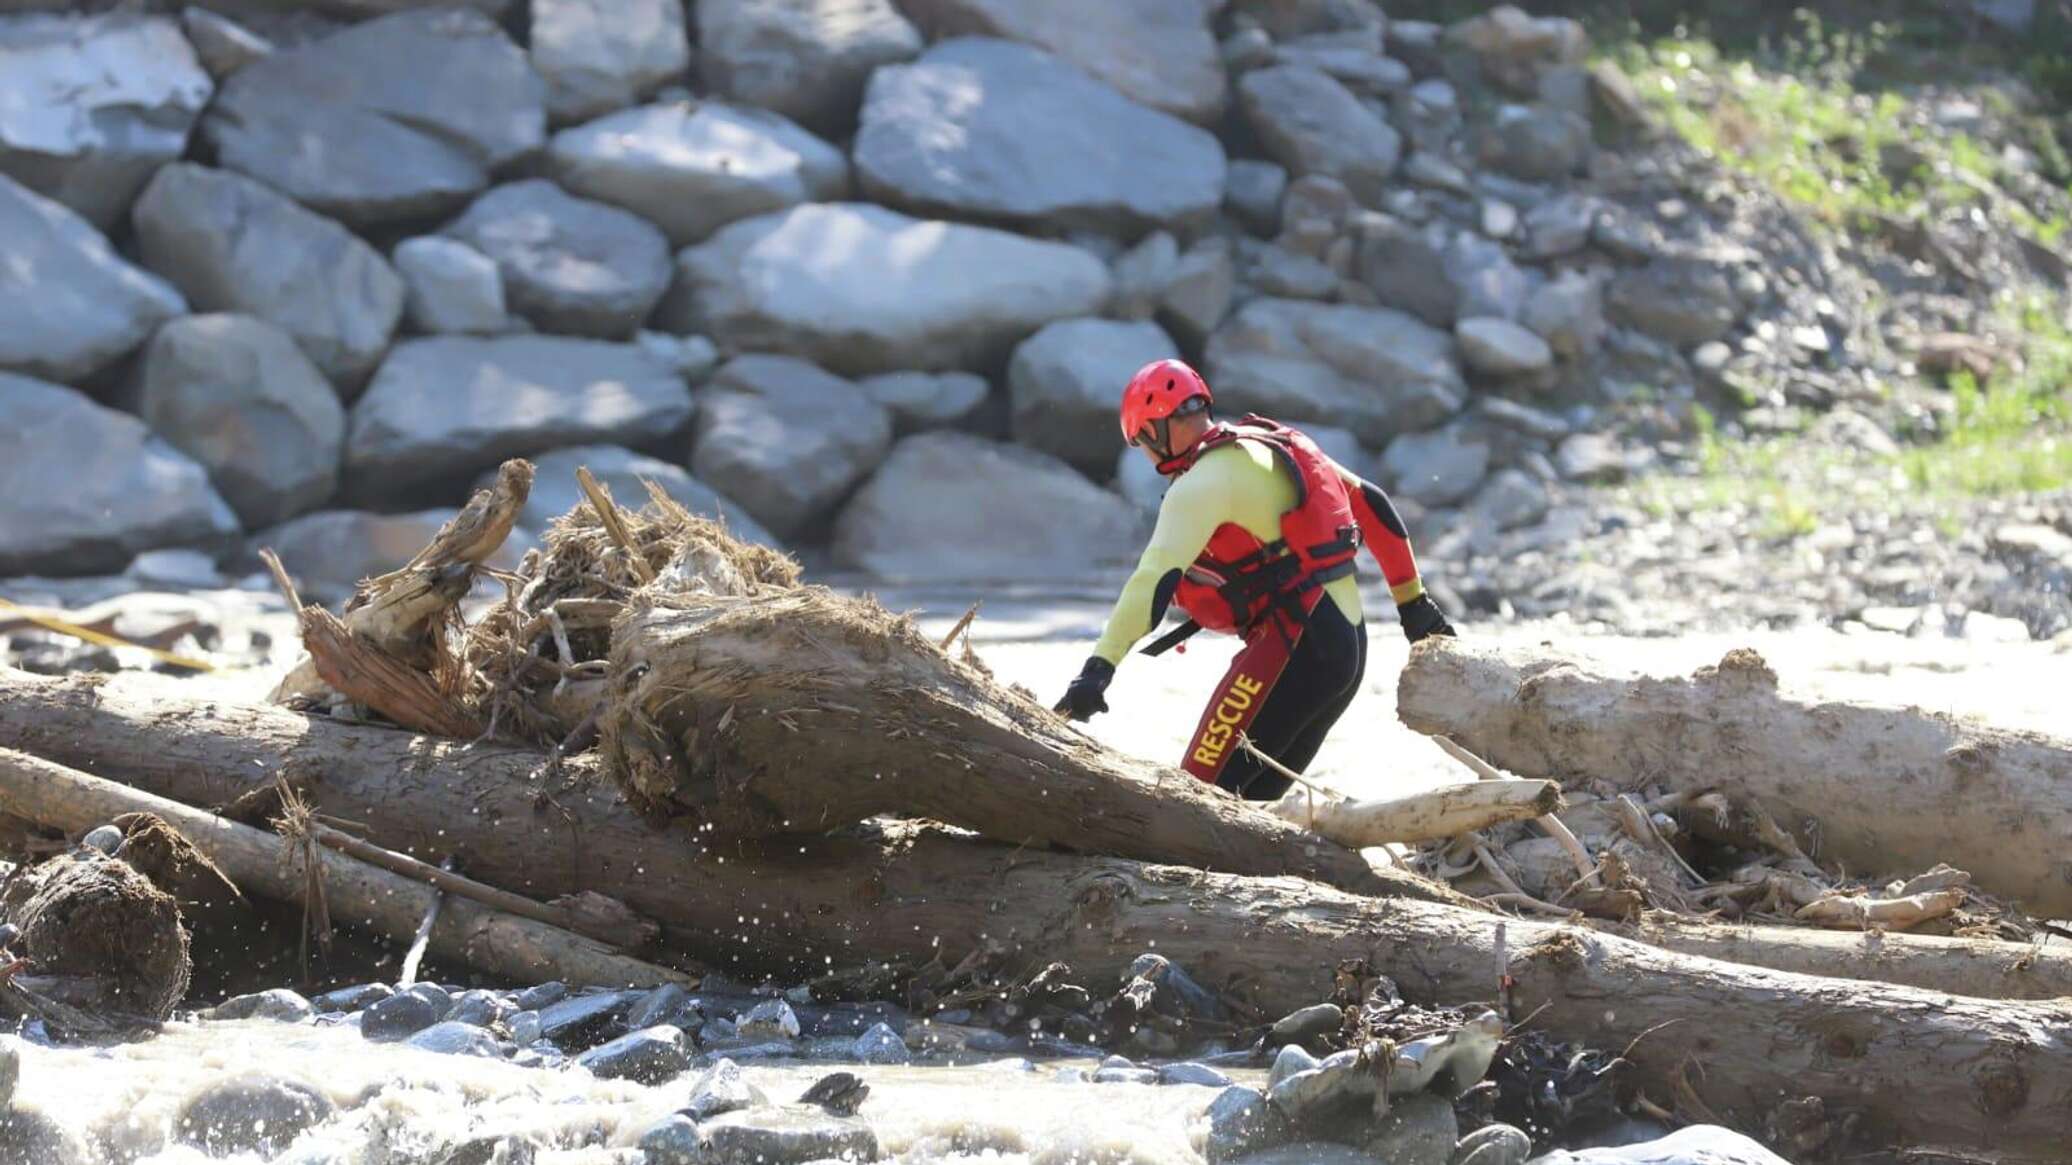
left=0, top=748, right=692, bottom=991
left=3, top=672, right=2069, bottom=1158
left=1398, top=641, right=2072, bottom=918
left=596, top=593, right=1422, bottom=898
left=1272, top=779, right=1562, bottom=846
left=1618, top=917, right=2072, bottom=1001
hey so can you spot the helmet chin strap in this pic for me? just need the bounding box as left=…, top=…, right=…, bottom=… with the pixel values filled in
left=1152, top=415, right=1218, bottom=476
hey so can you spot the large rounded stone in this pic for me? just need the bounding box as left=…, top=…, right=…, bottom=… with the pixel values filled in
left=137, top=315, right=346, bottom=529
left=1008, top=318, right=1179, bottom=478
left=0, top=12, right=212, bottom=230
left=834, top=432, right=1140, bottom=581
left=695, top=0, right=923, bottom=136
left=855, top=37, right=1226, bottom=236
left=132, top=163, right=404, bottom=390
left=0, top=376, right=239, bottom=577
left=547, top=101, right=849, bottom=247
left=0, top=173, right=185, bottom=384
left=689, top=356, right=892, bottom=540
left=662, top=203, right=1111, bottom=377
left=442, top=179, right=673, bottom=339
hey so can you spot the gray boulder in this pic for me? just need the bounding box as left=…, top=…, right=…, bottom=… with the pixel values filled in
left=857, top=38, right=1225, bottom=237
left=179, top=7, right=272, bottom=80
left=204, top=989, right=314, bottom=1024
left=531, top=0, right=687, bottom=124
left=1446, top=234, right=1533, bottom=322
left=405, top=1021, right=505, bottom=1058
left=1009, top=318, right=1179, bottom=477
left=312, top=983, right=393, bottom=1014
left=175, top=1075, right=333, bottom=1158
left=1204, top=1085, right=1290, bottom=1163
left=1363, top=1092, right=1456, bottom=1165
left=1480, top=103, right=1592, bottom=181
left=683, top=1058, right=768, bottom=1122
left=0, top=13, right=213, bottom=230
left=851, top=1022, right=910, bottom=1065
left=899, top=0, right=1225, bottom=123
left=1160, top=237, right=1238, bottom=348
left=835, top=433, right=1141, bottom=580
left=547, top=101, right=849, bottom=246
left=253, top=509, right=529, bottom=603
left=1530, top=1125, right=1792, bottom=1165
left=0, top=376, right=238, bottom=577
left=202, top=8, right=545, bottom=226
left=737, top=999, right=802, bottom=1041
left=360, top=988, right=444, bottom=1042
left=1381, top=424, right=1490, bottom=506
left=442, top=179, right=672, bottom=339
left=1238, top=65, right=1400, bottom=205
left=691, top=356, right=893, bottom=539
left=642, top=1115, right=705, bottom=1165
left=1242, top=240, right=1339, bottom=300
left=624, top=984, right=691, bottom=1031
left=1204, top=298, right=1467, bottom=446
left=1225, top=159, right=1289, bottom=235
left=498, top=445, right=779, bottom=547
left=0, top=173, right=185, bottom=383
left=577, top=1025, right=691, bottom=1083
left=1111, top=230, right=1181, bottom=321
left=665, top=202, right=1111, bottom=376
left=1519, top=193, right=1597, bottom=261
left=1524, top=271, right=1606, bottom=360
left=1467, top=468, right=1550, bottom=533
left=1353, top=214, right=1454, bottom=328
left=394, top=237, right=512, bottom=336
left=137, top=314, right=346, bottom=528
left=859, top=371, right=992, bottom=434
left=1456, top=317, right=1553, bottom=377
left=346, top=336, right=692, bottom=502
left=445, top=990, right=515, bottom=1029
left=133, top=163, right=405, bottom=389
left=537, top=990, right=637, bottom=1047
left=1607, top=260, right=1742, bottom=345
left=696, top=0, right=923, bottom=136
left=695, top=1108, right=880, bottom=1165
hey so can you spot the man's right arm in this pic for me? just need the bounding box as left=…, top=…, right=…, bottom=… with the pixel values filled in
left=1090, top=467, right=1229, bottom=666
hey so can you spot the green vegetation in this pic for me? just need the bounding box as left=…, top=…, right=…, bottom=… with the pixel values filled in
left=1610, top=18, right=2012, bottom=228
left=1633, top=297, right=2072, bottom=538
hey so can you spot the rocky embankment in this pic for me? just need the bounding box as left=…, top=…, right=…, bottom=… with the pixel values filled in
left=1, top=0, right=2067, bottom=639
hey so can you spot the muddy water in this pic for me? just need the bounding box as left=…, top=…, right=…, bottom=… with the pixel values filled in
left=22, top=1019, right=1238, bottom=1164
left=15, top=584, right=2069, bottom=1162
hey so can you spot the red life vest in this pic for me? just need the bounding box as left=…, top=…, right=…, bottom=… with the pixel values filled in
left=1164, top=415, right=1362, bottom=636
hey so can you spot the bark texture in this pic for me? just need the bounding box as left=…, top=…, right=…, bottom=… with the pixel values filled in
left=2, top=669, right=2069, bottom=1158
left=0, top=747, right=693, bottom=991
left=1397, top=641, right=2072, bottom=917
left=596, top=593, right=1431, bottom=899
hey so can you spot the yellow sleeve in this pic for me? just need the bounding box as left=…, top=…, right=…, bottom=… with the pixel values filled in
left=1092, top=459, right=1235, bottom=665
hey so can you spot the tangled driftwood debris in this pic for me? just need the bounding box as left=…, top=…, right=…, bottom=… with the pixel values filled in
left=0, top=455, right=2067, bottom=1162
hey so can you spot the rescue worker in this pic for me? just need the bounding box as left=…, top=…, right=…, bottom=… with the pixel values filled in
left=1053, top=358, right=1455, bottom=801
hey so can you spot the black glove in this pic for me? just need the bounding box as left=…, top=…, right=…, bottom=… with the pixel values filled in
left=1054, top=656, right=1115, bottom=721
left=1398, top=594, right=1456, bottom=644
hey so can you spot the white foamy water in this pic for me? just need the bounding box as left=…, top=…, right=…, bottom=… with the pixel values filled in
left=17, top=1020, right=1243, bottom=1165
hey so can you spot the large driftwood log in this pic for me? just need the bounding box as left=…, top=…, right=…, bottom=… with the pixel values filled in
left=1397, top=641, right=2072, bottom=917
left=0, top=748, right=692, bottom=991
left=596, top=593, right=1427, bottom=899
left=3, top=671, right=2069, bottom=1158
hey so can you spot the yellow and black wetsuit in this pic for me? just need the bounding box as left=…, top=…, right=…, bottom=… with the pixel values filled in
left=1093, top=438, right=1434, bottom=799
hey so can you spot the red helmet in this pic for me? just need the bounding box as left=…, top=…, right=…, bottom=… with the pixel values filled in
left=1119, top=358, right=1212, bottom=446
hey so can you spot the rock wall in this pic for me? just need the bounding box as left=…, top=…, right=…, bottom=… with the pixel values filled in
left=0, top=0, right=2063, bottom=602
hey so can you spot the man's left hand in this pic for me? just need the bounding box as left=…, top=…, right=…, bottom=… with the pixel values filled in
left=1398, top=594, right=1457, bottom=643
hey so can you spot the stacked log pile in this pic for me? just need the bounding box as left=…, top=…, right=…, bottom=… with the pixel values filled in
left=0, top=458, right=2066, bottom=1162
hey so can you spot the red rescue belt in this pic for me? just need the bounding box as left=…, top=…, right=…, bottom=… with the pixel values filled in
left=1177, top=587, right=1327, bottom=784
